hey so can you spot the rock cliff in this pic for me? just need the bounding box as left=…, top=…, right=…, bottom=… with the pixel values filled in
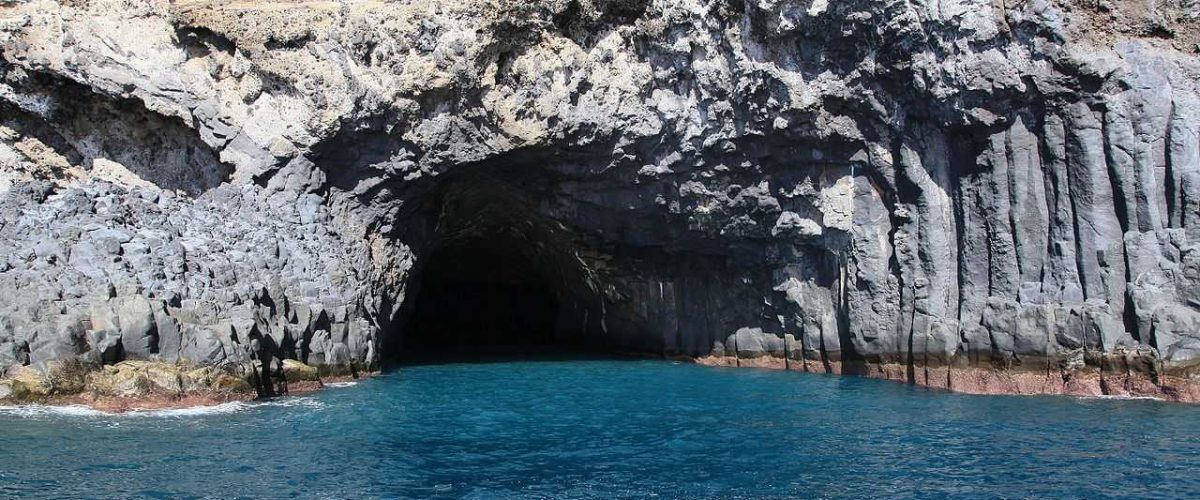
left=2, top=0, right=1199, bottom=400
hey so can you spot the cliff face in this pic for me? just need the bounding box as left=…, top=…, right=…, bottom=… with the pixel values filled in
left=2, top=0, right=1200, bottom=399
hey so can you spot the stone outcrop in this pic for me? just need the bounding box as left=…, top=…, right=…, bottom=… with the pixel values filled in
left=0, top=181, right=379, bottom=374
left=1, top=0, right=1199, bottom=400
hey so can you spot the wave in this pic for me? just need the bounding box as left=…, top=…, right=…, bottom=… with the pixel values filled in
left=0, top=404, right=109, bottom=418
left=258, top=396, right=325, bottom=409
left=124, top=401, right=253, bottom=417
left=1079, top=394, right=1164, bottom=402
left=0, top=396, right=324, bottom=419
left=326, top=381, right=358, bottom=388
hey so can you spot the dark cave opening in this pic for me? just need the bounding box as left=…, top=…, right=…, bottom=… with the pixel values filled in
left=387, top=169, right=605, bottom=364
left=398, top=238, right=566, bottom=362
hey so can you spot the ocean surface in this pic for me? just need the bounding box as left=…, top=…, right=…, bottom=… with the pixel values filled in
left=0, top=360, right=1197, bottom=499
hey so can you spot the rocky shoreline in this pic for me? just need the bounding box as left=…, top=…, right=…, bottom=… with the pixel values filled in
left=697, top=354, right=1200, bottom=403
left=7, top=352, right=1194, bottom=413
left=0, top=358, right=369, bottom=413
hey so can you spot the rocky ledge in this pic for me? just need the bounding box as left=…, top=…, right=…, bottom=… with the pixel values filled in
left=2, top=0, right=1200, bottom=403
left=0, top=357, right=360, bottom=412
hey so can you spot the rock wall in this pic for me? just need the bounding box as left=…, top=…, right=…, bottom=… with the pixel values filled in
left=1, top=0, right=1199, bottom=399
left=0, top=181, right=384, bottom=374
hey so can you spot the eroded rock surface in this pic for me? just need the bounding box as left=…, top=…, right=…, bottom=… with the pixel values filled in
left=1, top=0, right=1199, bottom=400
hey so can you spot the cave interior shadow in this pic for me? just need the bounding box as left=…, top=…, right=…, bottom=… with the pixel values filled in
left=386, top=170, right=629, bottom=366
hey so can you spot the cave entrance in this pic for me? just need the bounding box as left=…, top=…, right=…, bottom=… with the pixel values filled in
left=389, top=170, right=601, bottom=363
left=400, top=237, right=565, bottom=361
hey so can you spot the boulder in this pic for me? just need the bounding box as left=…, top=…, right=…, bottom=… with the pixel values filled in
left=210, top=372, right=253, bottom=394
left=86, top=361, right=182, bottom=397
left=281, top=359, right=319, bottom=382
left=114, top=296, right=158, bottom=358
left=87, top=365, right=149, bottom=397
left=6, top=366, right=50, bottom=400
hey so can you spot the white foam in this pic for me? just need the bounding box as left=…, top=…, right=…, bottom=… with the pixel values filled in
left=327, top=381, right=358, bottom=388
left=0, top=404, right=108, bottom=418
left=0, top=396, right=324, bottom=419
left=123, top=397, right=323, bottom=416
left=123, top=401, right=251, bottom=417
left=258, top=396, right=324, bottom=409
left=1080, top=394, right=1164, bottom=401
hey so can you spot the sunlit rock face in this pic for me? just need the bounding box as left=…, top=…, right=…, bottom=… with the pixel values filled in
left=1, top=0, right=1199, bottom=398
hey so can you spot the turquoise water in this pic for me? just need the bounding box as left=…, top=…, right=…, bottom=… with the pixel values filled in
left=1, top=360, right=1198, bottom=499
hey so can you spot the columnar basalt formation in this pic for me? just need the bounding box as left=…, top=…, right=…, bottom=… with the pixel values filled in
left=1, top=0, right=1199, bottom=401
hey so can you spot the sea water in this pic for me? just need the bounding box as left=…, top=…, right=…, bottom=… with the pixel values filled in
left=0, top=360, right=1197, bottom=498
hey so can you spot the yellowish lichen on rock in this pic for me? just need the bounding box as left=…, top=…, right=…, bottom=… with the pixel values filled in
left=0, top=367, right=52, bottom=402
left=282, top=359, right=320, bottom=382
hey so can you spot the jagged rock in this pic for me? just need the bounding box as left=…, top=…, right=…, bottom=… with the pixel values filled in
left=727, top=328, right=782, bottom=359
left=114, top=296, right=158, bottom=359
left=86, top=330, right=124, bottom=365
left=5, top=366, right=49, bottom=400
left=87, top=361, right=184, bottom=397
left=210, top=372, right=253, bottom=394
left=87, top=365, right=148, bottom=397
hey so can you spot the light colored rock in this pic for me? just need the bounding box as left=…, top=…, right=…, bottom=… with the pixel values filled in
left=181, top=367, right=217, bottom=393
left=87, top=365, right=148, bottom=397
left=281, top=359, right=319, bottom=382
left=89, top=158, right=155, bottom=189
left=8, top=366, right=49, bottom=399
left=87, top=361, right=183, bottom=397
